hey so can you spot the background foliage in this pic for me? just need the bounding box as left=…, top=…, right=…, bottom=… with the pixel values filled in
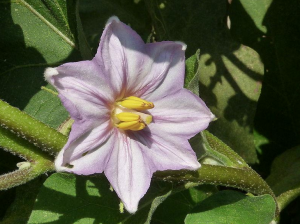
left=0, top=0, right=299, bottom=223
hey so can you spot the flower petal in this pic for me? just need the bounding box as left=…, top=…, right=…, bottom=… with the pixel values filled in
left=137, top=41, right=186, bottom=100
left=134, top=130, right=200, bottom=171
left=94, top=17, right=146, bottom=98
left=55, top=124, right=115, bottom=175
left=93, top=17, right=186, bottom=100
left=44, top=61, right=111, bottom=122
left=104, top=131, right=152, bottom=213
left=63, top=120, right=111, bottom=163
left=149, top=89, right=215, bottom=138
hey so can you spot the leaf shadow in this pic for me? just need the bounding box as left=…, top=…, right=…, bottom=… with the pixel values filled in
left=230, top=0, right=300, bottom=176
left=30, top=174, right=172, bottom=224
left=0, top=1, right=81, bottom=111
left=31, top=175, right=124, bottom=224
left=0, top=3, right=46, bottom=110
left=188, top=190, right=246, bottom=215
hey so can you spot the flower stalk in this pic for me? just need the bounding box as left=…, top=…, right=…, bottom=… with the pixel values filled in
left=154, top=164, right=279, bottom=215
left=277, top=187, right=300, bottom=212
left=0, top=99, right=67, bottom=155
left=0, top=126, right=54, bottom=190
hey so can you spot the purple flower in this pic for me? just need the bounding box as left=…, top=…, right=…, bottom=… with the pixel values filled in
left=45, top=16, right=214, bottom=213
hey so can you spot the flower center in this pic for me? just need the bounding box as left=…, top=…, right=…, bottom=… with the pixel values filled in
left=112, top=96, right=154, bottom=131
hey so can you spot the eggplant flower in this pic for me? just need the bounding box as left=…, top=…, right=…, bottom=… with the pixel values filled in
left=45, top=16, right=214, bottom=213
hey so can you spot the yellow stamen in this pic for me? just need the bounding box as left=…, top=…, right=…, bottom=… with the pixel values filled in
left=116, top=119, right=146, bottom=131
left=129, top=122, right=146, bottom=131
left=117, top=120, right=140, bottom=130
left=113, top=96, right=154, bottom=131
left=116, top=112, right=140, bottom=122
left=118, top=96, right=154, bottom=111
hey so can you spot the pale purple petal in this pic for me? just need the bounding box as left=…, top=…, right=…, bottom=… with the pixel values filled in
left=104, top=131, right=152, bottom=213
left=134, top=130, right=200, bottom=171
left=54, top=120, right=97, bottom=172
left=149, top=89, right=215, bottom=138
left=134, top=42, right=185, bottom=99
left=94, top=17, right=146, bottom=98
left=56, top=60, right=114, bottom=101
left=62, top=120, right=112, bottom=163
left=55, top=125, right=116, bottom=175
left=93, top=18, right=186, bottom=100
left=44, top=62, right=111, bottom=122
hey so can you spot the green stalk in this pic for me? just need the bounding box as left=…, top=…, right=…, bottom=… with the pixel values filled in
left=155, top=164, right=278, bottom=214
left=0, top=126, right=53, bottom=161
left=0, top=99, right=67, bottom=154
left=0, top=164, right=54, bottom=190
left=277, top=187, right=300, bottom=212
left=0, top=126, right=54, bottom=190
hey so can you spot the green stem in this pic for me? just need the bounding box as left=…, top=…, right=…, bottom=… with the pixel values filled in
left=0, top=100, right=67, bottom=154
left=155, top=164, right=278, bottom=213
left=277, top=187, right=300, bottom=212
left=0, top=163, right=54, bottom=190
left=0, top=126, right=53, bottom=161
left=0, top=125, right=55, bottom=190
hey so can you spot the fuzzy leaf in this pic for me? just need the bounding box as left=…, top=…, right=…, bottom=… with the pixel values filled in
left=185, top=190, right=276, bottom=224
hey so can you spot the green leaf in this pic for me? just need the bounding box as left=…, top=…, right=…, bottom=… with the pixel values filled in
left=0, top=0, right=81, bottom=128
left=146, top=0, right=263, bottom=163
left=199, top=131, right=248, bottom=168
left=198, top=47, right=263, bottom=164
left=1, top=177, right=46, bottom=224
left=28, top=173, right=124, bottom=223
left=28, top=173, right=204, bottom=224
left=185, top=50, right=200, bottom=95
left=230, top=0, right=272, bottom=34
left=185, top=190, right=276, bottom=224
left=152, top=185, right=217, bottom=224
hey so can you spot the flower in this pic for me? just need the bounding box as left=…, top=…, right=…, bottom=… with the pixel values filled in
left=45, top=16, right=214, bottom=213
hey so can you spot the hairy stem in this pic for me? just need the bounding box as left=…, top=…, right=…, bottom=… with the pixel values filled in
left=0, top=125, right=55, bottom=190
left=155, top=164, right=278, bottom=214
left=0, top=126, right=53, bottom=161
left=0, top=162, right=54, bottom=190
left=277, top=187, right=300, bottom=212
left=0, top=100, right=67, bottom=154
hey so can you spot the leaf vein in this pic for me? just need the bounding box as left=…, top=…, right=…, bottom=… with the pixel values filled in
left=18, top=0, right=76, bottom=49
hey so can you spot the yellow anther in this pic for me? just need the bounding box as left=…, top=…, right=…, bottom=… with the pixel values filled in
left=113, top=96, right=154, bottom=131
left=129, top=122, right=146, bottom=131
left=117, top=120, right=139, bottom=129
left=116, top=120, right=146, bottom=131
left=116, top=120, right=138, bottom=130
left=116, top=112, right=140, bottom=122
left=118, top=96, right=154, bottom=111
